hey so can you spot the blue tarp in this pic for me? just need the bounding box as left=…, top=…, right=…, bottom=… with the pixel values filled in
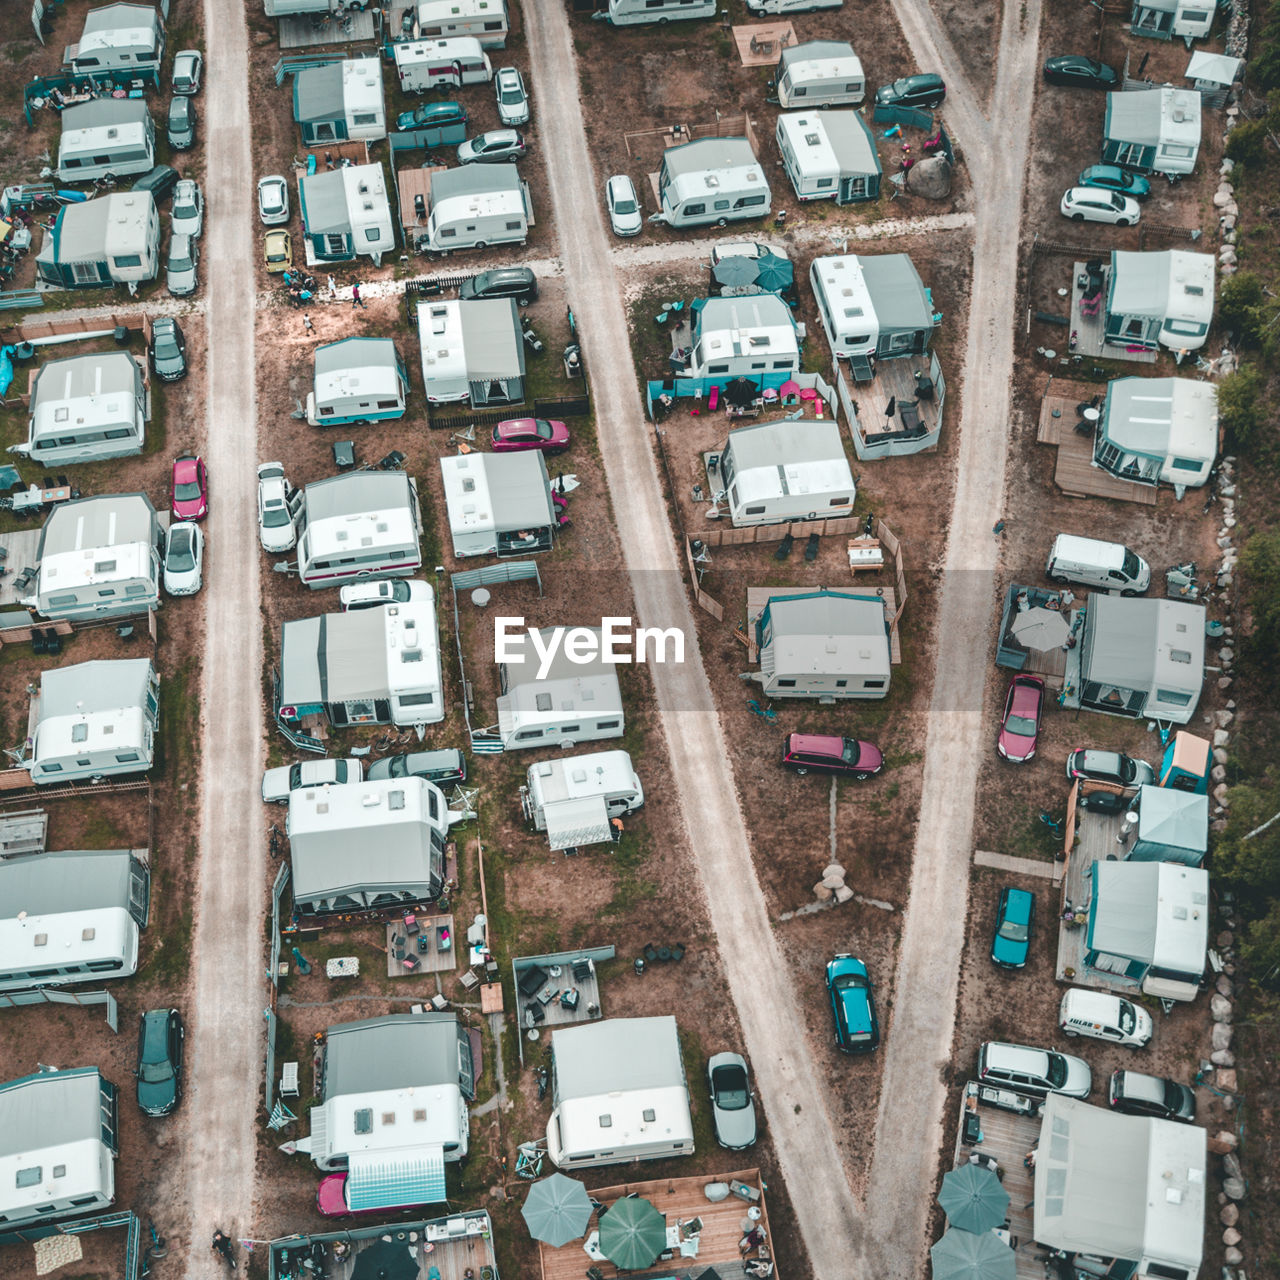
left=0, top=347, right=13, bottom=398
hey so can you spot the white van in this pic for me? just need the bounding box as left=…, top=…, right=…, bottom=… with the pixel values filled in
left=1058, top=988, right=1153, bottom=1048
left=1045, top=534, right=1150, bottom=595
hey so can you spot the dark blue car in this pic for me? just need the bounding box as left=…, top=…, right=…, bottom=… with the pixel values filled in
left=991, top=887, right=1036, bottom=969
left=826, top=955, right=880, bottom=1054
left=136, top=1008, right=184, bottom=1116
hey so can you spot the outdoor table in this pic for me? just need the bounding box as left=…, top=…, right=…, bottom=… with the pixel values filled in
left=326, top=956, right=359, bottom=978
left=582, top=1230, right=607, bottom=1262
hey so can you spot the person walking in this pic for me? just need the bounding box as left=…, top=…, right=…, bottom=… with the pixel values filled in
left=351, top=281, right=366, bottom=309
left=303, top=312, right=314, bottom=334
left=327, top=273, right=337, bottom=300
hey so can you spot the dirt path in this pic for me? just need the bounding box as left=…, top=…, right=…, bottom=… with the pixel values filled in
left=860, top=0, right=1045, bottom=1273
left=525, top=4, right=865, bottom=1273
left=180, top=0, right=264, bottom=1273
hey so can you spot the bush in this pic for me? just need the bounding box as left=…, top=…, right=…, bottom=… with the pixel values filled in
left=1218, top=271, right=1270, bottom=347
left=1217, top=364, right=1266, bottom=448
left=1240, top=900, right=1280, bottom=987
left=1226, top=118, right=1271, bottom=167
left=1240, top=528, right=1280, bottom=659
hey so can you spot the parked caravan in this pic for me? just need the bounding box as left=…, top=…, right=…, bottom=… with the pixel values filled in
left=296, top=471, right=424, bottom=588
left=394, top=38, right=493, bottom=92
left=773, top=40, right=864, bottom=108
left=306, top=337, right=409, bottom=426
left=596, top=0, right=717, bottom=24
left=65, top=2, right=164, bottom=76
left=441, top=451, right=556, bottom=558
left=35, top=192, right=161, bottom=290
left=414, top=0, right=509, bottom=47
left=650, top=138, right=770, bottom=230
left=810, top=253, right=935, bottom=368
left=56, top=99, right=155, bottom=183
left=1046, top=534, right=1151, bottom=594
left=750, top=0, right=842, bottom=10
left=521, top=750, right=644, bottom=850
left=18, top=351, right=148, bottom=465
left=776, top=111, right=881, bottom=204
left=417, top=300, right=469, bottom=404
left=423, top=165, right=531, bottom=255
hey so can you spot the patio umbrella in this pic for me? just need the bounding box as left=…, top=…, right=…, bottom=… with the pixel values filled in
left=723, top=377, right=759, bottom=408
left=598, top=1195, right=667, bottom=1271
left=350, top=1238, right=419, bottom=1280
left=937, top=1164, right=1010, bottom=1234
left=521, top=1172, right=594, bottom=1247
left=1010, top=606, right=1070, bottom=651
left=711, top=256, right=760, bottom=288
left=754, top=252, right=794, bottom=294
left=929, top=1228, right=1016, bottom=1280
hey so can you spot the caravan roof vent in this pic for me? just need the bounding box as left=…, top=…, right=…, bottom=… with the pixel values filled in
left=1170, top=648, right=1192, bottom=663
left=535, top=693, right=552, bottom=711
left=388, top=789, right=406, bottom=810
left=401, top=648, right=423, bottom=664
left=33, top=934, right=48, bottom=947
left=642, top=1108, right=656, bottom=1122
left=598, top=1114, right=613, bottom=1128
left=353, top=1108, right=373, bottom=1135
left=376, top=521, right=389, bottom=533
left=704, top=174, right=721, bottom=188
left=1185, top=284, right=1204, bottom=295
left=72, top=724, right=89, bottom=743
left=1171, top=108, right=1186, bottom=123
left=107, top=128, right=119, bottom=140
left=804, top=131, right=821, bottom=146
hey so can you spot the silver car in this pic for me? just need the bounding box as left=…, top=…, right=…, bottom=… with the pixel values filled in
left=494, top=67, right=530, bottom=126
left=257, top=462, right=300, bottom=553
left=166, top=233, right=198, bottom=296
left=605, top=174, right=642, bottom=237
left=257, top=174, right=290, bottom=227
left=162, top=521, right=203, bottom=597
left=707, top=1052, right=758, bottom=1150
left=171, top=179, right=204, bottom=239
left=261, top=758, right=364, bottom=804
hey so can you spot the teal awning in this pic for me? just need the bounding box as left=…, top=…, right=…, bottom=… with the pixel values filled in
left=346, top=1145, right=446, bottom=1211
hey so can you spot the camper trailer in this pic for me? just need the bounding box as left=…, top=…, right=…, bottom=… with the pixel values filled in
left=292, top=57, right=387, bottom=145
left=414, top=0, right=509, bottom=47
left=650, top=138, right=771, bottom=230
left=56, top=99, right=155, bottom=183
left=417, top=298, right=525, bottom=404
left=418, top=300, right=469, bottom=404
left=777, top=111, right=881, bottom=204
left=751, top=0, right=842, bottom=10
left=18, top=351, right=148, bottom=465
left=596, top=0, right=717, bottom=23
left=685, top=295, right=800, bottom=381
left=306, top=337, right=408, bottom=426
left=65, top=2, right=164, bottom=77
left=441, top=451, right=556, bottom=558
left=34, top=192, right=161, bottom=290
left=423, top=165, right=531, bottom=255
left=521, top=750, right=644, bottom=851
left=394, top=38, right=492, bottom=92
left=810, top=253, right=935, bottom=372
left=773, top=40, right=864, bottom=108
left=295, top=472, right=424, bottom=588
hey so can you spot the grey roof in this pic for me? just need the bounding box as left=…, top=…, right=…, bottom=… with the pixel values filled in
left=662, top=137, right=757, bottom=179
left=81, top=2, right=160, bottom=37
left=324, top=1013, right=461, bottom=1097
left=1089, top=860, right=1161, bottom=964
left=858, top=254, right=932, bottom=332
left=281, top=608, right=388, bottom=705
left=294, top=62, right=344, bottom=123
left=304, top=470, right=414, bottom=522
left=50, top=193, right=153, bottom=265
left=301, top=168, right=352, bottom=236
left=0, top=1068, right=108, bottom=1158
left=280, top=616, right=323, bottom=707
left=551, top=1016, right=683, bottom=1099
left=37, top=492, right=158, bottom=561
left=502, top=627, right=614, bottom=689
left=32, top=351, right=142, bottom=410
left=40, top=658, right=154, bottom=719
left=0, top=849, right=141, bottom=921
left=778, top=39, right=856, bottom=70
left=430, top=164, right=522, bottom=203
left=1101, top=377, right=1216, bottom=459
left=459, top=298, right=524, bottom=380
left=1105, top=88, right=1165, bottom=146
left=479, top=451, right=554, bottom=531
left=726, top=417, right=846, bottom=470
left=697, top=293, right=795, bottom=336
left=765, top=591, right=885, bottom=640
left=314, top=336, right=402, bottom=379
left=1135, top=785, right=1208, bottom=856
left=60, top=97, right=151, bottom=134
left=1082, top=593, right=1158, bottom=688
left=825, top=112, right=880, bottom=177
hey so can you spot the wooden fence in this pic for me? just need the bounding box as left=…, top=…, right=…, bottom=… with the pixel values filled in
left=877, top=518, right=908, bottom=625
left=2, top=313, right=146, bottom=344
left=695, top=514, right=863, bottom=547
left=685, top=537, right=723, bottom=621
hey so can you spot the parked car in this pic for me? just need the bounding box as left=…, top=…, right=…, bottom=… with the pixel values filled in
left=1042, top=55, right=1119, bottom=89
left=171, top=452, right=208, bottom=521
left=458, top=266, right=537, bottom=305
left=257, top=462, right=300, bottom=553
left=782, top=733, right=884, bottom=779
left=605, top=174, right=643, bottom=237
left=491, top=417, right=570, bottom=454
left=396, top=100, right=467, bottom=133
left=874, top=73, right=945, bottom=110
left=367, top=749, right=467, bottom=787
left=149, top=316, right=187, bottom=382
left=1077, top=789, right=1133, bottom=815
left=457, top=129, right=528, bottom=164
left=136, top=1008, right=184, bottom=1117
left=162, top=521, right=204, bottom=597
left=171, top=49, right=203, bottom=95
left=262, top=758, right=365, bottom=804
left=1108, top=1069, right=1197, bottom=1122
left=977, top=1041, right=1092, bottom=1098
left=339, top=579, right=430, bottom=611
left=166, top=232, right=199, bottom=297
left=132, top=164, right=181, bottom=203
left=1065, top=749, right=1155, bottom=789
left=990, top=886, right=1035, bottom=970
left=826, top=954, right=880, bottom=1053
left=997, top=674, right=1044, bottom=763
left=171, top=178, right=204, bottom=239
left=707, top=1052, right=758, bottom=1149
left=257, top=174, right=290, bottom=226
left=167, top=95, right=197, bottom=150
left=494, top=67, right=530, bottom=126
left=710, top=240, right=783, bottom=265
left=1077, top=164, right=1151, bottom=201
left=1059, top=988, right=1153, bottom=1048
left=1060, top=186, right=1140, bottom=226
left=264, top=228, right=293, bottom=273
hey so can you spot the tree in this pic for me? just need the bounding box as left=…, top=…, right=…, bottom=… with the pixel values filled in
left=1240, top=530, right=1280, bottom=659
left=1218, top=272, right=1270, bottom=347
left=1212, top=780, right=1280, bottom=898
left=1217, top=364, right=1265, bottom=449
left=1226, top=118, right=1270, bottom=167
left=1241, top=900, right=1280, bottom=988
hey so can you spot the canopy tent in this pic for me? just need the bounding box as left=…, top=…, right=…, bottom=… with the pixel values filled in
left=345, top=1146, right=446, bottom=1212
left=929, top=1228, right=1016, bottom=1280
left=1186, top=50, right=1243, bottom=88
left=598, top=1195, right=667, bottom=1271
left=1131, top=784, right=1208, bottom=863
left=521, top=1172, right=593, bottom=1247
left=937, top=1165, right=1010, bottom=1234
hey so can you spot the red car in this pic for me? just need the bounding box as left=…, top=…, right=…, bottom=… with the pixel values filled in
left=491, top=418, right=570, bottom=454
left=171, top=452, right=208, bottom=521
left=781, top=733, right=884, bottom=779
left=997, top=674, right=1045, bottom=762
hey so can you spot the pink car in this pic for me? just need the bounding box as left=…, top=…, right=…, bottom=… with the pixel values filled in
left=491, top=418, right=570, bottom=454
left=170, top=452, right=208, bottom=522
left=317, top=1172, right=434, bottom=1218
left=997, top=674, right=1045, bottom=762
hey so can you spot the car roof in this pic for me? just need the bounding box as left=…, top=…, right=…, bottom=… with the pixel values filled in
left=787, top=733, right=844, bottom=755
left=1114, top=1070, right=1165, bottom=1104
left=983, top=1041, right=1051, bottom=1072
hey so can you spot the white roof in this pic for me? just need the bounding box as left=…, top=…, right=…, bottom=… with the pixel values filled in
left=35, top=705, right=148, bottom=764
left=811, top=254, right=877, bottom=338
left=418, top=0, right=500, bottom=18
left=288, top=776, right=444, bottom=838
left=498, top=673, right=624, bottom=735
left=417, top=300, right=467, bottom=389
left=1111, top=250, right=1215, bottom=329
left=39, top=540, right=153, bottom=596
left=302, top=476, right=419, bottom=558
left=1186, top=50, right=1242, bottom=85
left=762, top=592, right=890, bottom=678
left=0, top=1137, right=109, bottom=1218
left=527, top=751, right=637, bottom=806
left=1103, top=377, right=1217, bottom=463
left=0, top=906, right=135, bottom=979
left=59, top=107, right=150, bottom=157
left=384, top=598, right=443, bottom=703
left=314, top=357, right=403, bottom=409
left=695, top=296, right=798, bottom=366
left=341, top=57, right=384, bottom=116
left=726, top=420, right=855, bottom=509
left=782, top=46, right=863, bottom=81
left=395, top=36, right=486, bottom=62
left=30, top=352, right=144, bottom=443
left=316, top=1082, right=464, bottom=1160
left=441, top=451, right=555, bottom=539
left=1091, top=860, right=1209, bottom=972
left=1107, top=87, right=1201, bottom=150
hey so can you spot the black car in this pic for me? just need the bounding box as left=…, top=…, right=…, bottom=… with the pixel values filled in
left=458, top=266, right=538, bottom=306
left=132, top=164, right=181, bottom=203
left=1066, top=749, right=1155, bottom=789
left=366, top=749, right=467, bottom=787
left=1042, top=55, right=1119, bottom=89
left=874, top=73, right=946, bottom=110
left=149, top=317, right=187, bottom=382
left=1108, top=1069, right=1197, bottom=1122
left=136, top=1008, right=184, bottom=1117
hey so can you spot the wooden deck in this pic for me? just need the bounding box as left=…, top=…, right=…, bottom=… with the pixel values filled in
left=277, top=8, right=378, bottom=50
left=385, top=913, right=457, bottom=977
left=731, top=24, right=796, bottom=67
left=398, top=166, right=433, bottom=235
left=1038, top=394, right=1157, bottom=505
left=0, top=528, right=43, bottom=609
left=1069, top=261, right=1158, bottom=364
left=537, top=1169, right=774, bottom=1280
left=848, top=356, right=942, bottom=449
left=745, top=584, right=901, bottom=665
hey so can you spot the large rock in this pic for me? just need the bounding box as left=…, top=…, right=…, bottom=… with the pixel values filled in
left=1217, top=707, right=1235, bottom=724
left=1211, top=1129, right=1239, bottom=1154
left=1214, top=748, right=1230, bottom=766
left=1212, top=765, right=1228, bottom=783
left=1217, top=1068, right=1238, bottom=1093
left=833, top=884, right=855, bottom=904
left=1218, top=931, right=1235, bottom=948
left=1224, top=1227, right=1242, bottom=1247
left=1220, top=1202, right=1240, bottom=1226
left=1212, top=1022, right=1234, bottom=1051
left=1211, top=1048, right=1235, bottom=1067
left=1224, top=1152, right=1243, bottom=1181
left=1225, top=1246, right=1245, bottom=1265
left=905, top=154, right=952, bottom=199
left=823, top=863, right=846, bottom=881
left=813, top=881, right=834, bottom=902
left=1212, top=993, right=1234, bottom=1022
left=1214, top=783, right=1231, bottom=804
left=1224, top=1176, right=1247, bottom=1201
left=822, top=871, right=846, bottom=889
left=1217, top=975, right=1235, bottom=997
left=1214, top=729, right=1230, bottom=748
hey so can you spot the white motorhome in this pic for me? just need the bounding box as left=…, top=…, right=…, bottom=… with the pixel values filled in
left=17, top=350, right=148, bottom=465
left=414, top=0, right=509, bottom=47
left=296, top=471, right=423, bottom=588
left=596, top=0, right=717, bottom=24
left=394, top=38, right=492, bottom=92
left=423, top=165, right=531, bottom=255
left=776, top=111, right=881, bottom=204
left=441, top=451, right=557, bottom=558
left=521, top=750, right=644, bottom=851
left=773, top=39, right=864, bottom=108
left=650, top=138, right=771, bottom=230
left=56, top=99, right=155, bottom=183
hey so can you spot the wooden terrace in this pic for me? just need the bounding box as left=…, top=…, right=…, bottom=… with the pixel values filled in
left=277, top=8, right=378, bottom=51
left=846, top=356, right=942, bottom=453
left=731, top=24, right=796, bottom=67
left=1068, top=262, right=1158, bottom=364
left=1038, top=391, right=1157, bottom=506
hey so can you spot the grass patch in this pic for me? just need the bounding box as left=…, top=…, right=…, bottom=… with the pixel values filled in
left=604, top=830, right=658, bottom=916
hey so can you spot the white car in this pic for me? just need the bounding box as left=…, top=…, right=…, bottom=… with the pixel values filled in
left=1060, top=186, right=1140, bottom=226
left=262, top=758, right=364, bottom=805
left=709, top=240, right=783, bottom=266
left=171, top=179, right=204, bottom=239
left=605, top=174, right=642, bottom=237
left=257, top=174, right=290, bottom=227
left=166, top=233, right=199, bottom=296
left=162, top=521, right=204, bottom=596
left=172, top=49, right=203, bottom=95
left=494, top=67, right=530, bottom=126
left=257, top=462, right=301, bottom=553
left=338, top=579, right=431, bottom=612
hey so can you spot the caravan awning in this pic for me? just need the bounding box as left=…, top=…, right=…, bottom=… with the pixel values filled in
left=346, top=1146, right=447, bottom=1212
left=544, top=796, right=612, bottom=851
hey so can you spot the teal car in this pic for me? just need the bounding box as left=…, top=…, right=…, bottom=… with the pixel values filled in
left=1078, top=165, right=1151, bottom=202
left=395, top=101, right=467, bottom=134
left=826, top=954, right=880, bottom=1054
left=991, top=886, right=1035, bottom=969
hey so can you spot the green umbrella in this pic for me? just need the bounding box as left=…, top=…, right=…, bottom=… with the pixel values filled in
left=929, top=1228, right=1016, bottom=1280
left=753, top=253, right=794, bottom=294
left=598, top=1195, right=667, bottom=1271
left=521, top=1173, right=593, bottom=1247
left=938, top=1164, right=1011, bottom=1234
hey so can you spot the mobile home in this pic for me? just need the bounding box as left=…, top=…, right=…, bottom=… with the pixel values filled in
left=441, top=451, right=556, bottom=558
left=1104, top=250, right=1215, bottom=353
left=299, top=163, right=395, bottom=266
left=18, top=351, right=148, bottom=465
left=547, top=1017, right=694, bottom=1169
left=1093, top=377, right=1218, bottom=495
left=414, top=0, right=509, bottom=47
left=423, top=165, right=531, bottom=255
left=0, top=1068, right=118, bottom=1229
left=296, top=471, right=424, bottom=589
left=393, top=38, right=493, bottom=92
left=773, top=40, right=864, bottom=108
left=57, top=99, right=155, bottom=183
left=751, top=0, right=842, bottom=11
left=27, top=493, right=162, bottom=621
left=0, top=849, right=150, bottom=994
left=1131, top=0, right=1216, bottom=42
left=307, top=337, right=409, bottom=426
left=685, top=295, right=800, bottom=381
left=521, top=750, right=644, bottom=851
left=417, top=296, right=526, bottom=403
left=65, top=3, right=164, bottom=77
left=293, top=58, right=387, bottom=145
left=29, top=659, right=159, bottom=785
left=777, top=111, right=881, bottom=204
left=34, top=191, right=161, bottom=290
left=1103, top=87, right=1201, bottom=176
left=650, top=138, right=771, bottom=230
left=596, top=0, right=717, bottom=24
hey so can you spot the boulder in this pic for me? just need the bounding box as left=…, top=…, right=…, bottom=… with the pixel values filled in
left=1212, top=993, right=1233, bottom=1021
left=1220, top=1202, right=1240, bottom=1226
left=1224, top=1152, right=1243, bottom=1181
left=1214, top=748, right=1229, bottom=765
left=1225, top=1246, right=1245, bottom=1266
left=1211, top=819, right=1230, bottom=835
left=1212, top=765, right=1227, bottom=783
left=833, top=884, right=855, bottom=904
left=1212, top=1021, right=1234, bottom=1051
left=1218, top=677, right=1233, bottom=691
left=905, top=155, right=952, bottom=199
left=813, top=881, right=834, bottom=902
left=822, top=871, right=846, bottom=889
left=1224, top=1176, right=1246, bottom=1201
left=1218, top=930, right=1235, bottom=948
left=823, top=862, right=846, bottom=881
left=1221, top=157, right=1235, bottom=173
left=1224, top=1227, right=1242, bottom=1247
left=1213, top=783, right=1230, bottom=805
left=1214, top=188, right=1234, bottom=207
left=1217, top=974, right=1234, bottom=997
left=1214, top=729, right=1230, bottom=748
left=1211, top=1048, right=1235, bottom=1067
left=1218, top=1068, right=1238, bottom=1093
